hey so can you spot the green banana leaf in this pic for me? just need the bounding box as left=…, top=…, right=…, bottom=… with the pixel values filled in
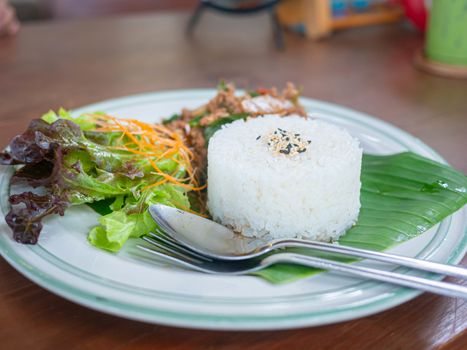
left=254, top=152, right=467, bottom=283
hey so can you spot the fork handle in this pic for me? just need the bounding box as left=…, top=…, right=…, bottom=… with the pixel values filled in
left=266, top=253, right=467, bottom=299
left=273, top=239, right=467, bottom=279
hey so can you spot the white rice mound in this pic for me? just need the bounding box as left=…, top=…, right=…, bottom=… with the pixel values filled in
left=207, top=115, right=362, bottom=241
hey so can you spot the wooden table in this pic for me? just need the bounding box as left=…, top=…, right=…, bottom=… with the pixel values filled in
left=1, top=12, right=466, bottom=350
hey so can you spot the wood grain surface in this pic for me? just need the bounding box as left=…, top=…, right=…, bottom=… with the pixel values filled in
left=0, top=12, right=466, bottom=350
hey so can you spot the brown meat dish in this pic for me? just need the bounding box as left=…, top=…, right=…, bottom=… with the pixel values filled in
left=164, top=82, right=307, bottom=183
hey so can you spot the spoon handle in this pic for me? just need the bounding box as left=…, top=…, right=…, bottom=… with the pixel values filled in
left=267, top=253, right=467, bottom=299
left=273, top=239, right=467, bottom=279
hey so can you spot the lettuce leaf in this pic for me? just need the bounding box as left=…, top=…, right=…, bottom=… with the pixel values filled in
left=42, top=108, right=98, bottom=131
left=1, top=112, right=191, bottom=247
left=88, top=184, right=190, bottom=252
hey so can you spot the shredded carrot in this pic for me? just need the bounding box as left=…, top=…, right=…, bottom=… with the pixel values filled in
left=86, top=113, right=202, bottom=192
left=143, top=178, right=168, bottom=189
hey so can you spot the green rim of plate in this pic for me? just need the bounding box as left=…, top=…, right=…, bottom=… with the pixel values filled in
left=0, top=90, right=465, bottom=330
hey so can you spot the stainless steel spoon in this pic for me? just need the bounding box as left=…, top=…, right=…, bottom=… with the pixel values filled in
left=148, top=204, right=467, bottom=279
left=137, top=233, right=467, bottom=299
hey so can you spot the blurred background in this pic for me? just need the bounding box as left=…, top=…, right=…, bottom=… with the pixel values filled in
left=11, top=0, right=198, bottom=20
left=6, top=1, right=466, bottom=79
left=6, top=0, right=434, bottom=57
left=10, top=0, right=413, bottom=33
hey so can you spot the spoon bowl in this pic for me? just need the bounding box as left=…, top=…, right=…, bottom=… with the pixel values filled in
left=149, top=204, right=269, bottom=260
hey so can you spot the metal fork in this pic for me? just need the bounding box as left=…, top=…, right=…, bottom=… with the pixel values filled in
left=138, top=232, right=467, bottom=299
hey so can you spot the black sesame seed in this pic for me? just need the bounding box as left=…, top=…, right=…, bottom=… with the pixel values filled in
left=307, top=140, right=311, bottom=144
left=286, top=137, right=289, bottom=141
left=295, top=133, right=300, bottom=136
left=256, top=135, right=261, bottom=140
left=298, top=149, right=306, bottom=153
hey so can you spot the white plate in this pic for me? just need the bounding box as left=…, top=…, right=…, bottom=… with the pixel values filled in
left=1, top=90, right=466, bottom=330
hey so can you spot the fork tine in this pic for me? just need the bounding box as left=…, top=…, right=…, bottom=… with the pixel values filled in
left=141, top=236, right=182, bottom=256
left=152, top=228, right=178, bottom=243
left=148, top=230, right=176, bottom=244
left=141, top=236, right=207, bottom=264
left=147, top=232, right=213, bottom=261
left=137, top=244, right=207, bottom=272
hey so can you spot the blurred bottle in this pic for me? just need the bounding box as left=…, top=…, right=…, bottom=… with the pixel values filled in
left=425, top=0, right=467, bottom=65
